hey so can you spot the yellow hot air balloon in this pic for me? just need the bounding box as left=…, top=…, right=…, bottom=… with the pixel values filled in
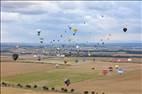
left=72, top=27, right=78, bottom=32
left=115, top=65, right=119, bottom=69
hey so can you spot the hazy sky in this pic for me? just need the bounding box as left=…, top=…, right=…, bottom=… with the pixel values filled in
left=1, top=1, right=142, bottom=43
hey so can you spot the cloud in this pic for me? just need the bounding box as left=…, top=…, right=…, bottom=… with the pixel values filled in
left=1, top=1, right=61, bottom=15
left=1, top=1, right=141, bottom=43
left=1, top=12, right=20, bottom=23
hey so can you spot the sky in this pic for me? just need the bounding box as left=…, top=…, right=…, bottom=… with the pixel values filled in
left=1, top=1, right=142, bottom=44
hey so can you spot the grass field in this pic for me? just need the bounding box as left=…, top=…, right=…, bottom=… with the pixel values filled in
left=1, top=56, right=142, bottom=94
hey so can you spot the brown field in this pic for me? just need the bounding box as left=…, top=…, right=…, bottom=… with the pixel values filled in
left=1, top=56, right=142, bottom=94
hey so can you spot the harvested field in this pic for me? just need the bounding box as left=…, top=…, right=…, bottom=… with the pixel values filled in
left=1, top=57, right=142, bottom=94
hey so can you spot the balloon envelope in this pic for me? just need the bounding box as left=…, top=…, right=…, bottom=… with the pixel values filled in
left=76, top=45, right=79, bottom=49
left=60, top=35, right=63, bottom=38
left=88, top=53, right=91, bottom=56
left=37, top=29, right=41, bottom=36
left=115, top=65, right=119, bottom=68
left=123, top=27, right=127, bottom=32
left=68, top=26, right=72, bottom=30
left=102, top=42, right=104, bottom=45
left=12, top=54, right=19, bottom=61
left=117, top=68, right=124, bottom=75
left=72, top=27, right=78, bottom=32
left=128, top=58, right=132, bottom=62
left=64, top=78, right=70, bottom=86
left=73, top=33, right=76, bottom=36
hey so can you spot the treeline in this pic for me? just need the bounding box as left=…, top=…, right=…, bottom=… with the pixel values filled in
left=1, top=81, right=105, bottom=94
left=65, top=54, right=142, bottom=58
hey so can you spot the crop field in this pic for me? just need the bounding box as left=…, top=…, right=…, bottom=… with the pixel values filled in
left=1, top=56, right=142, bottom=94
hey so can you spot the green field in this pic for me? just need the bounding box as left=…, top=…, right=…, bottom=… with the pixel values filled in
left=2, top=68, right=101, bottom=87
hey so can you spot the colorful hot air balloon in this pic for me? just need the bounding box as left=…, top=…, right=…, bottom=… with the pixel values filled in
left=72, top=28, right=78, bottom=32
left=117, top=68, right=124, bottom=75
left=102, top=69, right=108, bottom=75
left=115, top=65, right=119, bottom=69
left=64, top=78, right=71, bottom=87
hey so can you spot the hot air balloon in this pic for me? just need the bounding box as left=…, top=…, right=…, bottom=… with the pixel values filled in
left=40, top=40, right=43, bottom=44
left=12, top=53, right=19, bottom=61
left=64, top=78, right=71, bottom=87
left=108, top=67, right=113, bottom=72
left=68, top=38, right=71, bottom=42
left=16, top=45, right=19, bottom=48
left=102, top=69, right=108, bottom=75
left=115, top=65, right=119, bottom=69
left=72, top=28, right=78, bottom=32
left=123, top=27, right=127, bottom=32
left=68, top=25, right=72, bottom=30
left=37, top=31, right=40, bottom=36
left=128, top=58, right=132, bottom=62
left=50, top=41, right=52, bottom=44
left=40, top=38, right=43, bottom=40
left=88, top=52, right=91, bottom=56
left=109, top=34, right=111, bottom=36
left=62, top=44, right=65, bottom=48
left=40, top=38, right=44, bottom=44
left=60, top=35, right=63, bottom=38
left=102, top=42, right=104, bottom=45
left=76, top=45, right=79, bottom=49
left=64, top=60, right=67, bottom=64
left=37, top=29, right=41, bottom=36
left=75, top=59, right=79, bottom=63
left=107, top=38, right=110, bottom=40
left=93, top=58, right=96, bottom=62
left=38, top=56, right=41, bottom=61
left=73, top=33, right=76, bottom=36
left=117, top=68, right=124, bottom=75
left=55, top=64, right=59, bottom=68
left=101, top=15, right=104, bottom=18
left=97, top=43, right=99, bottom=46
left=84, top=21, right=86, bottom=24
left=57, top=47, right=60, bottom=50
